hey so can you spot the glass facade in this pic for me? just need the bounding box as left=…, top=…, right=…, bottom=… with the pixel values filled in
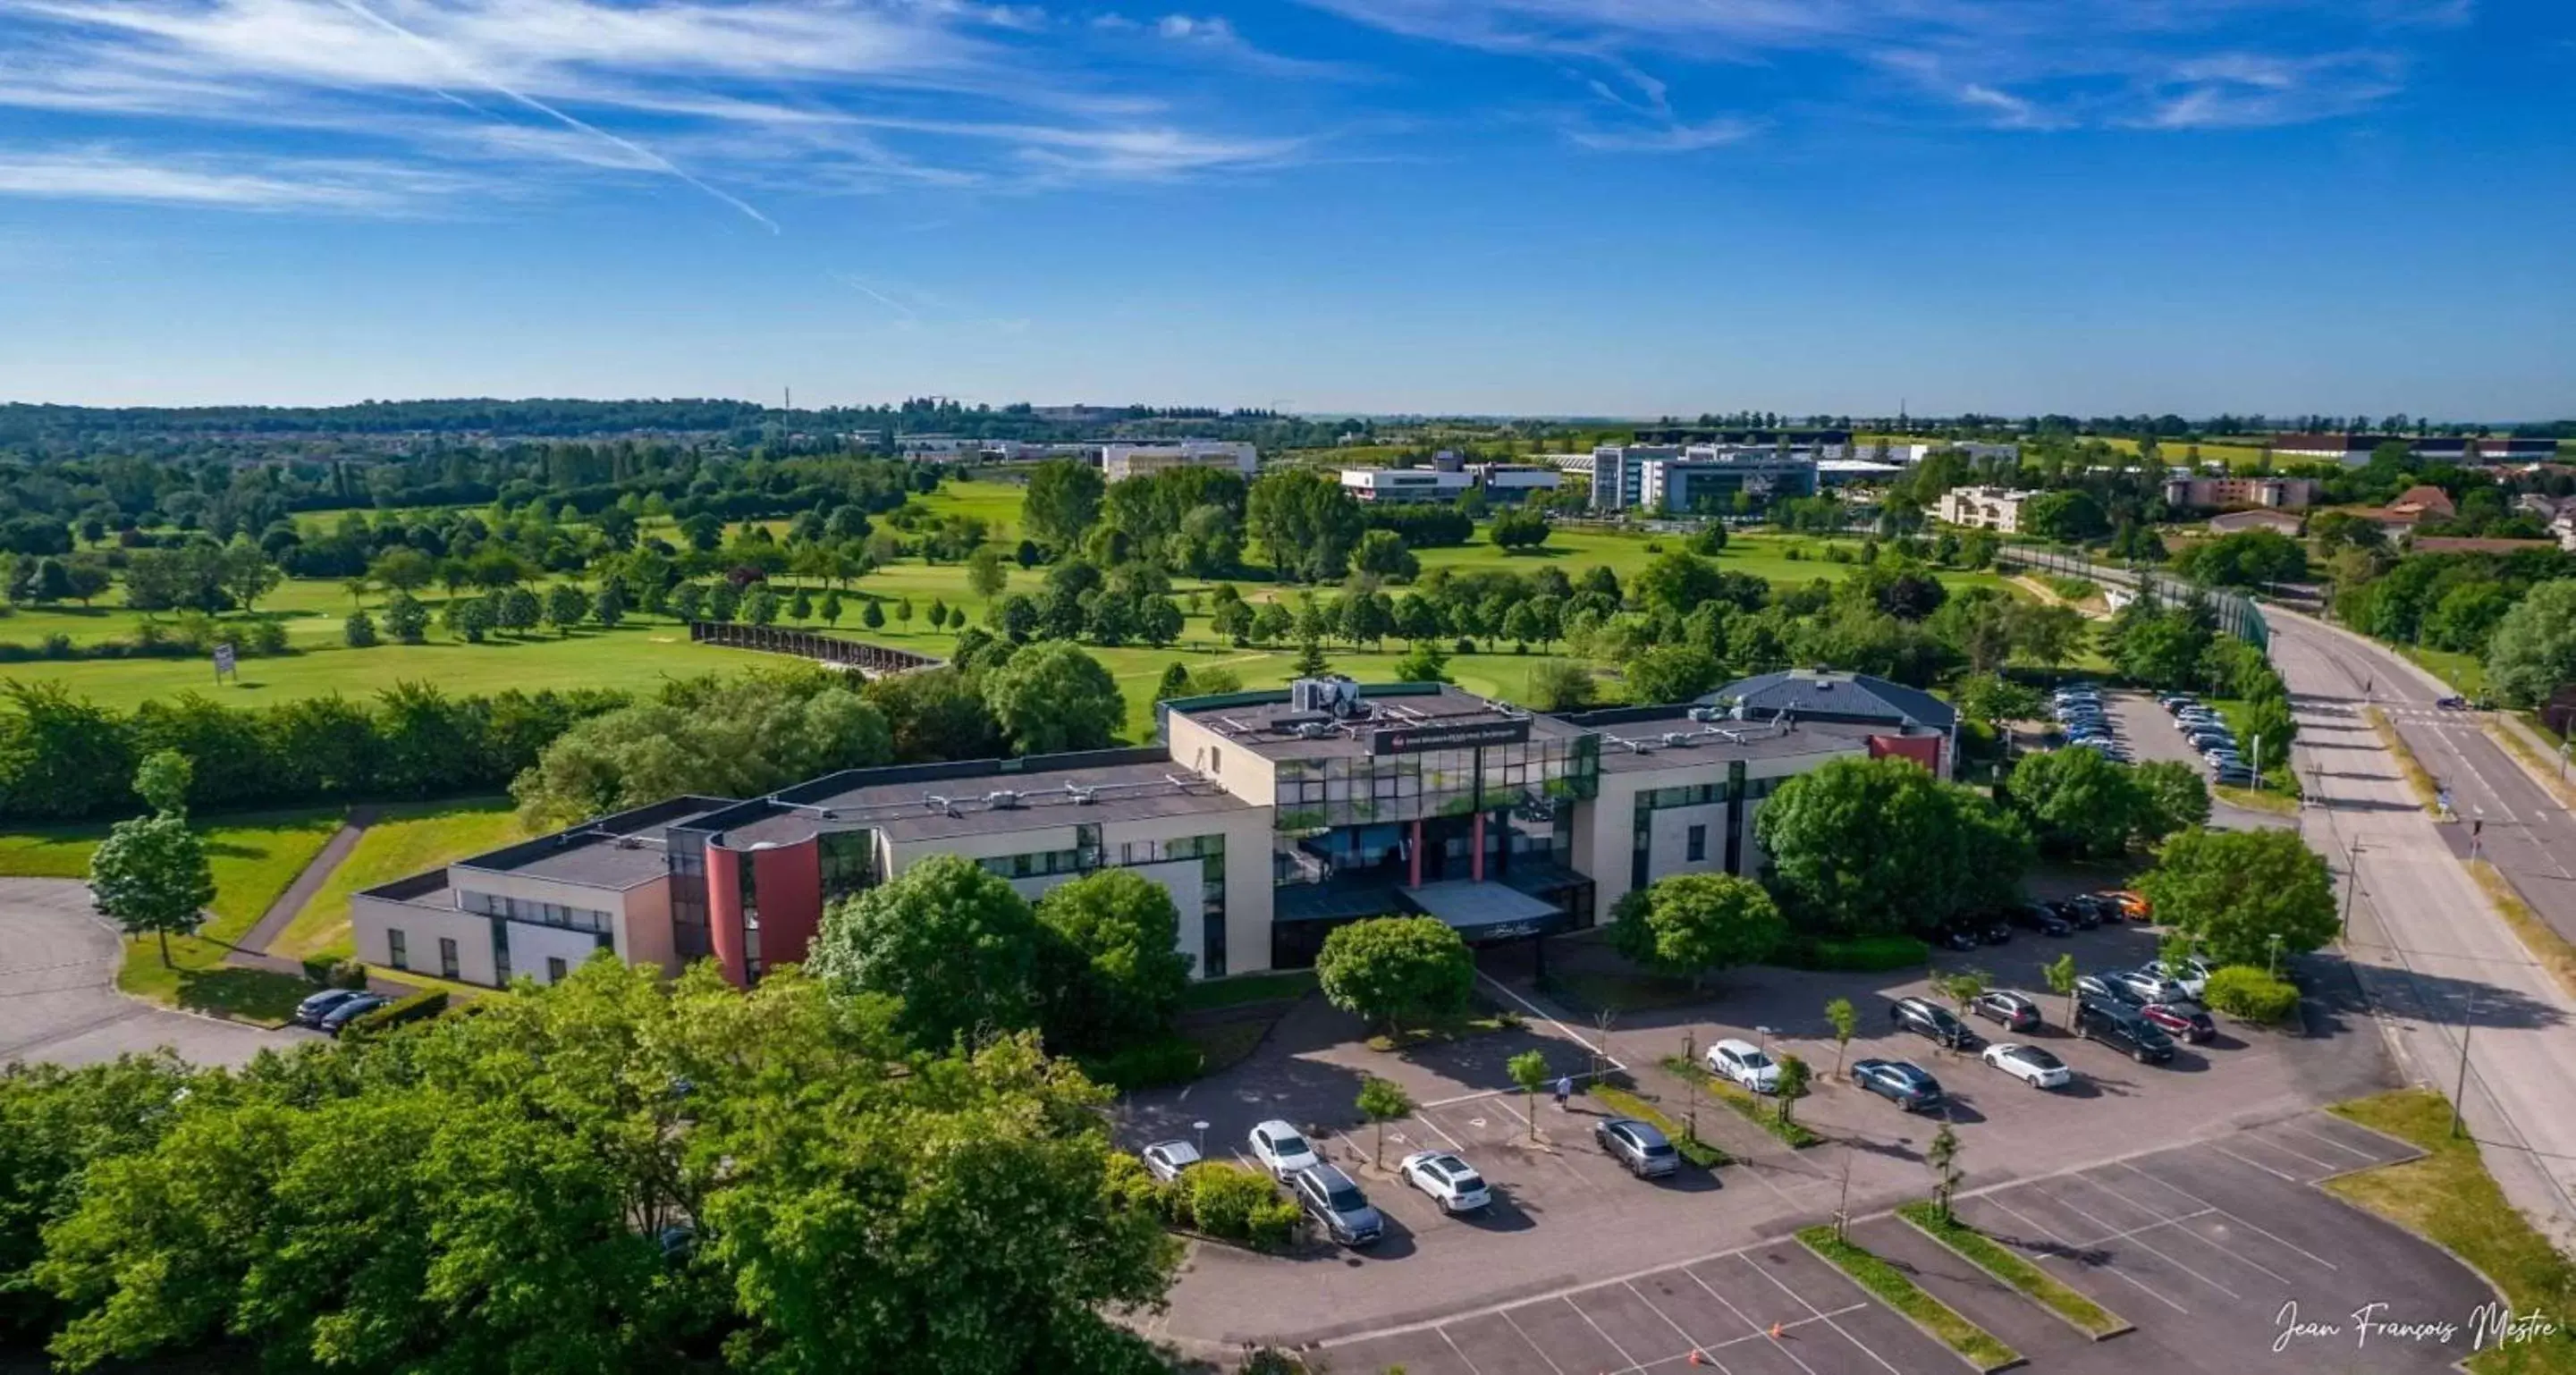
left=460, top=890, right=612, bottom=933
left=739, top=852, right=762, bottom=982
left=667, top=831, right=711, bottom=960
left=1271, top=734, right=1599, bottom=832
left=818, top=829, right=876, bottom=903
left=974, top=829, right=1229, bottom=978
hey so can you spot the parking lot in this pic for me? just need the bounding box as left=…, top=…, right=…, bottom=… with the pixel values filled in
left=1318, top=1111, right=2500, bottom=1375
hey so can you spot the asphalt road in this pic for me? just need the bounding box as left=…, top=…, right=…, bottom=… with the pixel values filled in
left=0, top=877, right=308, bottom=1068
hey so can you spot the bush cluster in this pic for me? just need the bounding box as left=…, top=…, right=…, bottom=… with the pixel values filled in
left=2201, top=966, right=2300, bottom=1025
left=1158, top=1162, right=1304, bottom=1251
left=343, top=990, right=450, bottom=1037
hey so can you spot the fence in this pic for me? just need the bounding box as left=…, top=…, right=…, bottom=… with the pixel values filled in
left=688, top=621, right=945, bottom=676
left=1996, top=544, right=2268, bottom=650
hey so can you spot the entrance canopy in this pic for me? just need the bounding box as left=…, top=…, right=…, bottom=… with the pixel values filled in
left=1405, top=880, right=1562, bottom=941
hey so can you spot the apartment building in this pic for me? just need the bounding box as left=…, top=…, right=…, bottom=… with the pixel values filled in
left=1101, top=441, right=1259, bottom=482
left=354, top=677, right=1953, bottom=991
left=1935, top=485, right=2038, bottom=533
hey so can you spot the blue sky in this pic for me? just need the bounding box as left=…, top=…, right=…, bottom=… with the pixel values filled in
left=0, top=0, right=2570, bottom=418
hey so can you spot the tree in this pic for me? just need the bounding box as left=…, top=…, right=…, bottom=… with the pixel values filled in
left=1608, top=874, right=1786, bottom=990
left=1212, top=599, right=1254, bottom=645
left=1139, top=595, right=1184, bottom=647
left=1024, top=460, right=1107, bottom=554
left=2007, top=747, right=2147, bottom=859
left=592, top=580, right=626, bottom=629
left=1356, top=1077, right=1415, bottom=1168
left=1313, top=915, right=1474, bottom=1040
left=864, top=667, right=1007, bottom=763
left=967, top=544, right=1010, bottom=599
left=2009, top=603, right=2085, bottom=670
left=1290, top=638, right=1330, bottom=678
left=88, top=812, right=212, bottom=967
left=1825, top=997, right=1858, bottom=1075
left=2485, top=580, right=2576, bottom=708
left=1246, top=471, right=1364, bottom=583
left=1773, top=1053, right=1811, bottom=1126
left=984, top=640, right=1124, bottom=755
left=2018, top=490, right=2107, bottom=543
left=217, top=537, right=282, bottom=613
left=2044, top=953, right=2078, bottom=1026
left=2132, top=760, right=2210, bottom=842
left=1035, top=868, right=1193, bottom=1051
left=1250, top=601, right=1295, bottom=645
left=132, top=750, right=191, bottom=814
left=860, top=597, right=886, bottom=630
left=1507, top=1050, right=1550, bottom=1140
left=496, top=586, right=541, bottom=636
left=1352, top=529, right=1418, bottom=582
left=745, top=587, right=781, bottom=626
left=806, top=855, right=1044, bottom=1048
left=1623, top=645, right=1723, bottom=705
left=706, top=581, right=741, bottom=624
left=1927, top=1120, right=1964, bottom=1221
left=442, top=594, right=494, bottom=643
left=342, top=608, right=379, bottom=648
left=668, top=581, right=706, bottom=623
left=820, top=590, right=845, bottom=628
left=1489, top=507, right=1551, bottom=551
left=1391, top=640, right=1453, bottom=684
left=1524, top=659, right=1594, bottom=711
left=544, top=582, right=588, bottom=636
left=2136, top=827, right=2337, bottom=968
left=1756, top=755, right=2032, bottom=935
left=511, top=675, right=891, bottom=827
left=1930, top=968, right=1989, bottom=1026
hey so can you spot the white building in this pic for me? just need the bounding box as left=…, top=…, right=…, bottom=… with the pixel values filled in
left=1339, top=468, right=1475, bottom=502
left=1468, top=464, right=1563, bottom=501
left=1101, top=441, right=1259, bottom=482
left=1936, top=485, right=2040, bottom=533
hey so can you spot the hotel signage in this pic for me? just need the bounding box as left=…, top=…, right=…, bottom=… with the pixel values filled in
left=1368, top=718, right=1532, bottom=755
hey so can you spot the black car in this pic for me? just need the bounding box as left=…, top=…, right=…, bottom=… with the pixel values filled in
left=2075, top=1000, right=2176, bottom=1064
left=1850, top=1058, right=1946, bottom=1112
left=2048, top=898, right=2101, bottom=931
left=1595, top=1118, right=1679, bottom=1178
left=2013, top=903, right=2073, bottom=938
left=1936, top=924, right=1981, bottom=953
left=315, top=993, right=391, bottom=1036
left=1971, top=990, right=2043, bottom=1033
left=292, top=987, right=367, bottom=1027
left=1978, top=915, right=2014, bottom=945
left=1889, top=997, right=1978, bottom=1049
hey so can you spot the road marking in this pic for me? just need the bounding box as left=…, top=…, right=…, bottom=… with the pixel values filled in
left=1626, top=1278, right=1720, bottom=1371
left=1567, top=1295, right=1642, bottom=1372
left=1736, top=1252, right=1903, bottom=1375
left=1438, top=1326, right=1491, bottom=1375
left=2243, top=1127, right=2343, bottom=1175
left=2037, top=1183, right=2238, bottom=1298
left=1687, top=1269, right=1822, bottom=1375
left=2062, top=1205, right=2218, bottom=1250
left=1978, top=1195, right=2192, bottom=1315
left=2114, top=1160, right=2341, bottom=1272
left=1406, top=1106, right=1467, bottom=1152
left=2208, top=1142, right=2299, bottom=1182
left=1499, top=1309, right=1569, bottom=1375
left=1479, top=970, right=1628, bottom=1076
left=2273, top=1120, right=2388, bottom=1164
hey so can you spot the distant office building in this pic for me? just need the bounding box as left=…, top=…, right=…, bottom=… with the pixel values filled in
left=1468, top=464, right=1561, bottom=501
left=1590, top=445, right=1818, bottom=514
left=1340, top=468, right=1474, bottom=503
left=1936, top=485, right=2039, bottom=533
left=2162, top=476, right=2320, bottom=510
left=1863, top=441, right=2020, bottom=466
left=1101, top=441, right=1259, bottom=482
left=2270, top=434, right=2557, bottom=467
left=1589, top=445, right=1682, bottom=510
left=1631, top=428, right=1853, bottom=457
left=1818, top=460, right=1906, bottom=487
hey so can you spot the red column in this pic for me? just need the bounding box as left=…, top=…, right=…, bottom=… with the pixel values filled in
left=705, top=846, right=748, bottom=988
left=753, top=839, right=823, bottom=976
left=1471, top=810, right=1485, bottom=882
left=1409, top=820, right=1423, bottom=887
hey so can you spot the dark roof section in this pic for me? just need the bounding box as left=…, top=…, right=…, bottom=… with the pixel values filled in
left=676, top=748, right=1248, bottom=848
left=1706, top=670, right=1958, bottom=732
left=1163, top=681, right=1588, bottom=762
left=1560, top=705, right=1891, bottom=774
left=453, top=795, right=739, bottom=890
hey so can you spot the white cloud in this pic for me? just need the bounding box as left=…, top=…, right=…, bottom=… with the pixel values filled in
left=0, top=146, right=483, bottom=210
left=1565, top=116, right=1753, bottom=151
left=2141, top=51, right=2404, bottom=129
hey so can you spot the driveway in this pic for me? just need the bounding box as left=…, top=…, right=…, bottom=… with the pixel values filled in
left=0, top=878, right=312, bottom=1069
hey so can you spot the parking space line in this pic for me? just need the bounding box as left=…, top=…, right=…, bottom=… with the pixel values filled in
left=1499, top=1311, right=1568, bottom=1375
left=1976, top=1195, right=2192, bottom=1315
left=2112, top=1160, right=2342, bottom=1272
left=2242, top=1126, right=2344, bottom=1175
left=1685, top=1270, right=1822, bottom=1375
left=1567, top=1296, right=1643, bottom=1372
left=2207, top=1141, right=2299, bottom=1182
left=1407, top=1105, right=1468, bottom=1152
left=1736, top=1253, right=1905, bottom=1375
left=2063, top=1205, right=2217, bottom=1250
left=1439, top=1328, right=1491, bottom=1375
left=2033, top=1184, right=2238, bottom=1299
left=2275, top=1119, right=2382, bottom=1163
left=1625, top=1278, right=1716, bottom=1367
left=1477, top=972, right=1628, bottom=1076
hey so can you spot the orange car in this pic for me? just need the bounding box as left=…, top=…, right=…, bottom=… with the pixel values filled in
left=2104, top=890, right=2151, bottom=922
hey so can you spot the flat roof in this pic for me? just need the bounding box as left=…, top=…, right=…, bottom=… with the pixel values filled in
left=1170, top=682, right=1589, bottom=763
left=453, top=796, right=737, bottom=890
left=714, top=757, right=1252, bottom=848
left=1567, top=708, right=1888, bottom=774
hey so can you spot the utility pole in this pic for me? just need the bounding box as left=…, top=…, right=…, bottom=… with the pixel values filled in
left=2339, top=837, right=2364, bottom=934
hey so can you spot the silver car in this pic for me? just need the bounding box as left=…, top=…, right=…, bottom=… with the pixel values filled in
left=1139, top=1140, right=1202, bottom=1183
left=1294, top=1164, right=1385, bottom=1245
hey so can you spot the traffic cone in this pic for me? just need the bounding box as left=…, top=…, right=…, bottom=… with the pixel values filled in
left=1687, top=1351, right=1708, bottom=1365
left=1769, top=1321, right=1786, bottom=1340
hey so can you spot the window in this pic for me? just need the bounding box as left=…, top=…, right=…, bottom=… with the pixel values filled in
left=546, top=957, right=568, bottom=983
left=438, top=937, right=460, bottom=981
left=386, top=929, right=408, bottom=970
left=1686, top=825, right=1707, bottom=863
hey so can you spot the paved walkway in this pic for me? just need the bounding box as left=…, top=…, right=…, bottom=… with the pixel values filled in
left=0, top=878, right=309, bottom=1068
left=227, top=805, right=377, bottom=970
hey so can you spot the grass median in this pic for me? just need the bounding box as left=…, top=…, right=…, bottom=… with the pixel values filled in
left=2327, top=1090, right=2576, bottom=1375
left=1589, top=1083, right=1731, bottom=1168
left=2464, top=860, right=2576, bottom=1006
left=1796, top=1225, right=2020, bottom=1373
left=1897, top=1201, right=2130, bottom=1338
left=1660, top=1054, right=1823, bottom=1149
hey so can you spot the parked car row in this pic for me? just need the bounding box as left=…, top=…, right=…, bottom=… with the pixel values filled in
left=291, top=987, right=391, bottom=1036
left=1851, top=957, right=2233, bottom=1109
left=2161, top=692, right=2257, bottom=787
left=2052, top=682, right=2131, bottom=763
left=1155, top=1119, right=1506, bottom=1250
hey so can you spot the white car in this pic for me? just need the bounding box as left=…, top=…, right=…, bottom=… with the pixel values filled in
left=1248, top=1119, right=1320, bottom=1178
left=1140, top=1140, right=1202, bottom=1183
left=2153, top=957, right=2211, bottom=1000
left=1705, top=1037, right=1781, bottom=1094
left=1398, top=1151, right=1493, bottom=1214
left=1981, top=1042, right=2073, bottom=1090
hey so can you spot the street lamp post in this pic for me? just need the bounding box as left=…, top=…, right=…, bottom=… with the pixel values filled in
left=2340, top=837, right=2364, bottom=934
left=2451, top=990, right=2478, bottom=1141
left=2267, top=932, right=2285, bottom=980
left=1192, top=1119, right=1209, bottom=1157
left=1756, top=1025, right=1776, bottom=1060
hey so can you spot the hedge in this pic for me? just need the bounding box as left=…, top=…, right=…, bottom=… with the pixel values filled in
left=344, top=990, right=449, bottom=1037
left=300, top=956, right=368, bottom=991
left=1077, top=1035, right=1204, bottom=1092
left=1169, top=1162, right=1304, bottom=1251
left=2201, top=966, right=2299, bottom=1025
left=1778, top=934, right=1930, bottom=972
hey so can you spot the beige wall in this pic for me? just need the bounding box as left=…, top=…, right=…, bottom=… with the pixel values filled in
left=1584, top=740, right=1867, bottom=918
left=352, top=896, right=497, bottom=984
left=1168, top=713, right=1275, bottom=810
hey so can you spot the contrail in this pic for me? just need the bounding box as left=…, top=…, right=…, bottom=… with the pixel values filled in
left=325, top=0, right=780, bottom=233
left=829, top=270, right=918, bottom=320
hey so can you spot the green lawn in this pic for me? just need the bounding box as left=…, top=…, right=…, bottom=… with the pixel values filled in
left=1798, top=1226, right=2020, bottom=1372
left=2403, top=645, right=2487, bottom=698
left=2327, top=1090, right=2576, bottom=1375
left=0, top=805, right=347, bottom=1025
left=276, top=797, right=532, bottom=961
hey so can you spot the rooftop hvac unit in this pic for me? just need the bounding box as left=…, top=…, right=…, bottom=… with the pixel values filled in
left=984, top=790, right=1023, bottom=810
left=1662, top=733, right=1696, bottom=747
left=1290, top=674, right=1363, bottom=718
left=1688, top=706, right=1720, bottom=722
left=1064, top=783, right=1098, bottom=806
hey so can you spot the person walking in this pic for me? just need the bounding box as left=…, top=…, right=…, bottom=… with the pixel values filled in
left=1554, top=1075, right=1573, bottom=1110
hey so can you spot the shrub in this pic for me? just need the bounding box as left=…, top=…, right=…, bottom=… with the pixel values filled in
left=1180, top=1161, right=1279, bottom=1244
left=1077, top=1035, right=1205, bottom=1092
left=1780, top=934, right=1931, bottom=972
left=1246, top=1195, right=1305, bottom=1251
left=2201, top=966, right=2299, bottom=1025
left=343, top=990, right=449, bottom=1037
left=300, top=956, right=368, bottom=990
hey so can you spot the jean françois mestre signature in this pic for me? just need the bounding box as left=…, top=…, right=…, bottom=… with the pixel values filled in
left=2273, top=1300, right=2562, bottom=1354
